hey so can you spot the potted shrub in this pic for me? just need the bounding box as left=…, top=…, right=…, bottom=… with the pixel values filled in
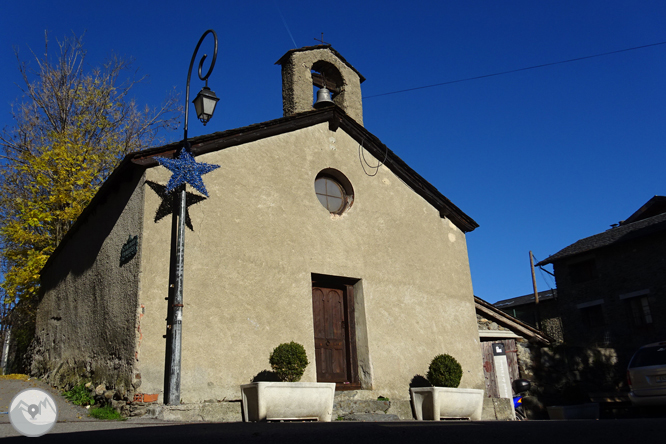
left=410, top=354, right=484, bottom=421
left=240, top=342, right=336, bottom=422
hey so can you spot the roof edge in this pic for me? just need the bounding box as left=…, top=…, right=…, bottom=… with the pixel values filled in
left=275, top=44, right=366, bottom=83
left=537, top=211, right=666, bottom=266
left=41, top=106, right=479, bottom=276
left=475, top=296, right=552, bottom=344
left=129, top=107, right=478, bottom=232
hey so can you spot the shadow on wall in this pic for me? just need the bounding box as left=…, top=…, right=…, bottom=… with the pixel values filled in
left=2, top=302, right=37, bottom=374
left=251, top=370, right=281, bottom=382
left=30, top=168, right=145, bottom=393
left=40, top=168, right=144, bottom=292
left=529, top=343, right=623, bottom=407
left=409, top=375, right=431, bottom=389
left=145, top=180, right=206, bottom=231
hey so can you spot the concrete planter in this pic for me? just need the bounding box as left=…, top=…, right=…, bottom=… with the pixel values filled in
left=411, top=387, right=484, bottom=421
left=240, top=382, right=336, bottom=422
left=546, top=403, right=600, bottom=420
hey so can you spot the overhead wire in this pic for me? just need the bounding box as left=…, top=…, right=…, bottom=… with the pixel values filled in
left=531, top=254, right=556, bottom=290
left=363, top=41, right=666, bottom=99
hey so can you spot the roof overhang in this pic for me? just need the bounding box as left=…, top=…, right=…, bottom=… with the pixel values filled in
left=130, top=107, right=478, bottom=232
left=475, top=296, right=552, bottom=344
left=274, top=44, right=366, bottom=83
left=42, top=107, right=479, bottom=276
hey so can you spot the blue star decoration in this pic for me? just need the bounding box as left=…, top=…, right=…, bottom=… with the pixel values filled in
left=156, top=149, right=220, bottom=197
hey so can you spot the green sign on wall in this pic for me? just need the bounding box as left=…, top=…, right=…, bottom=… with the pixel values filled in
left=120, top=235, right=138, bottom=265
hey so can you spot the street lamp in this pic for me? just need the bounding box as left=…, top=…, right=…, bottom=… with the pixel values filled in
left=185, top=30, right=220, bottom=135
left=161, top=29, right=220, bottom=406
left=193, top=86, right=219, bottom=125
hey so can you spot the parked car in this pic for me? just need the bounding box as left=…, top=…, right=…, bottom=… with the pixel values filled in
left=627, top=341, right=666, bottom=406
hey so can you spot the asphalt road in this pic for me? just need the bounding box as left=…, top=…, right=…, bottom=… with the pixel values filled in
left=1, top=418, right=665, bottom=444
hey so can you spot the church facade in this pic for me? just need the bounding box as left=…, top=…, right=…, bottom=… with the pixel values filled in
left=33, top=46, right=483, bottom=407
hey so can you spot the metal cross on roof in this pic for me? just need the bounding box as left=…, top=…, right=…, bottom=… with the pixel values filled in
left=314, top=33, right=330, bottom=45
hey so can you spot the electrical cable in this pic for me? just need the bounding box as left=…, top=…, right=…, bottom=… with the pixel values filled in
left=358, top=138, right=388, bottom=176
left=532, top=254, right=556, bottom=289
left=364, top=41, right=666, bottom=99
left=538, top=267, right=555, bottom=291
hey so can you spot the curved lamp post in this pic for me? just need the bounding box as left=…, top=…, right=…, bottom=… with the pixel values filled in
left=163, top=30, right=220, bottom=406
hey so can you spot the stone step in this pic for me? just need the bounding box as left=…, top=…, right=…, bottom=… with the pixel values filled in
left=333, top=391, right=413, bottom=420
left=141, top=392, right=415, bottom=422
left=338, top=413, right=402, bottom=422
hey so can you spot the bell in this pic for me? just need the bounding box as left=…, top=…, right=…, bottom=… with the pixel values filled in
left=313, top=86, right=335, bottom=109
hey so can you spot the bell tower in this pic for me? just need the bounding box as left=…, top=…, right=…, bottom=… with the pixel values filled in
left=276, top=45, right=366, bottom=126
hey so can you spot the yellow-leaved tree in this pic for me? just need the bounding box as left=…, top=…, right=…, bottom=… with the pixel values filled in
left=0, top=34, right=180, bottom=371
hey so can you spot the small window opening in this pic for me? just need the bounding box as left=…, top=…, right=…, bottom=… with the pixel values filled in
left=316, top=177, right=345, bottom=213
left=581, top=304, right=605, bottom=328
left=311, top=61, right=343, bottom=107
left=568, top=258, right=598, bottom=284
left=628, top=296, right=653, bottom=326
left=314, top=169, right=353, bottom=215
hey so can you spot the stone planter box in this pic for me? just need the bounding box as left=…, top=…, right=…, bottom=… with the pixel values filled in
left=411, top=387, right=484, bottom=421
left=240, top=382, right=336, bottom=422
left=547, top=403, right=600, bottom=420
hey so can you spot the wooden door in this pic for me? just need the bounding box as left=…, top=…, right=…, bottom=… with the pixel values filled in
left=312, top=287, right=348, bottom=382
left=481, top=339, right=521, bottom=397
left=504, top=339, right=520, bottom=382
left=481, top=342, right=499, bottom=397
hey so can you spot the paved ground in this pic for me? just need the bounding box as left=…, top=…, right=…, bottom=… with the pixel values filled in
left=0, top=377, right=174, bottom=437
left=0, top=378, right=90, bottom=422
left=2, top=378, right=665, bottom=443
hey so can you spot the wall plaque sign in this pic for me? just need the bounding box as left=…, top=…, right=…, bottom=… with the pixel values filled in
left=120, top=235, right=138, bottom=265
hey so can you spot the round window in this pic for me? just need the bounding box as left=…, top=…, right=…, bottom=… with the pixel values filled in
left=314, top=170, right=353, bottom=215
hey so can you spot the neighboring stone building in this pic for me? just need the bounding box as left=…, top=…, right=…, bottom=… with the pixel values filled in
left=494, top=289, right=563, bottom=342
left=476, top=297, right=550, bottom=387
left=32, top=45, right=485, bottom=417
left=537, top=196, right=666, bottom=372
left=475, top=297, right=551, bottom=420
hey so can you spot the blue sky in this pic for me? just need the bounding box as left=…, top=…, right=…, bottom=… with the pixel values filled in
left=1, top=1, right=665, bottom=303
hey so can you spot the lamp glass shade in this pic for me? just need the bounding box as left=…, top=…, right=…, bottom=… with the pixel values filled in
left=193, top=86, right=220, bottom=125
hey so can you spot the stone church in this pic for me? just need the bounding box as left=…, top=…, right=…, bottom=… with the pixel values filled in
left=33, top=45, right=483, bottom=414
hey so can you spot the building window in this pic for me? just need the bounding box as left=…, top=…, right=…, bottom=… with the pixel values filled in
left=628, top=296, right=653, bottom=326
left=581, top=304, right=605, bottom=328
left=568, top=258, right=598, bottom=284
left=314, top=169, right=353, bottom=215
left=315, top=177, right=345, bottom=212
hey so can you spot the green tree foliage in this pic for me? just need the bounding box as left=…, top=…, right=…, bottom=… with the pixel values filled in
left=426, top=354, right=463, bottom=388
left=0, top=33, right=180, bottom=312
left=269, top=342, right=309, bottom=382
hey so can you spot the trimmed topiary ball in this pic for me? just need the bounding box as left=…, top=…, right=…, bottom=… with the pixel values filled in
left=426, top=354, right=463, bottom=388
left=269, top=342, right=309, bottom=382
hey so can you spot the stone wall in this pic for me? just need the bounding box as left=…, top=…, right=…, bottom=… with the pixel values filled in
left=496, top=299, right=564, bottom=343
left=477, top=313, right=624, bottom=410
left=529, top=344, right=620, bottom=408
left=32, top=167, right=145, bottom=399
